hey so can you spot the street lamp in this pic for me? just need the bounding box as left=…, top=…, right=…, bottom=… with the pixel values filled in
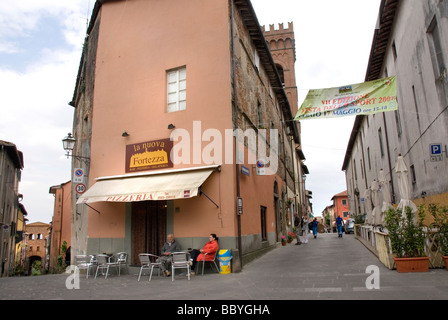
left=62, top=133, right=90, bottom=165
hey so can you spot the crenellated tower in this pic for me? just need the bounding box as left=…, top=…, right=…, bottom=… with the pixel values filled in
left=263, top=22, right=298, bottom=116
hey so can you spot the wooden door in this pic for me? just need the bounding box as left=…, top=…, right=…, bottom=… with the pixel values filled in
left=131, top=201, right=167, bottom=264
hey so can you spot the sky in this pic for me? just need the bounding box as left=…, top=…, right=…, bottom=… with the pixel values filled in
left=0, top=0, right=381, bottom=223
left=252, top=0, right=382, bottom=216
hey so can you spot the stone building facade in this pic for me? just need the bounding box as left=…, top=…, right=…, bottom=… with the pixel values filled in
left=0, top=140, right=24, bottom=277
left=343, top=0, right=448, bottom=220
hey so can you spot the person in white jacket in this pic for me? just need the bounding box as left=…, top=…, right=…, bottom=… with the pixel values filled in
left=301, top=216, right=309, bottom=244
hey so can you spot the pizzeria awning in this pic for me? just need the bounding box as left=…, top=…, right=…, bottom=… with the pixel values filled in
left=76, top=165, right=220, bottom=204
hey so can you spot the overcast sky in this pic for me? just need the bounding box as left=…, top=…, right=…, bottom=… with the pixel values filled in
left=252, top=0, right=381, bottom=216
left=0, top=0, right=381, bottom=223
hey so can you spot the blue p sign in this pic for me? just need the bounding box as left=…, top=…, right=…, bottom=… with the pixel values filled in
left=431, top=144, right=442, bottom=155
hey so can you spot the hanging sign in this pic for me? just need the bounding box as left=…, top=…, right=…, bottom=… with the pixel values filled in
left=295, top=76, right=397, bottom=120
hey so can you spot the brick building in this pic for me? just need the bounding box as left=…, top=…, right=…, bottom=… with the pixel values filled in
left=25, top=222, right=50, bottom=274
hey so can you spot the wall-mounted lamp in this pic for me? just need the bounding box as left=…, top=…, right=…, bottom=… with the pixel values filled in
left=168, top=124, right=175, bottom=130
left=122, top=131, right=130, bottom=137
left=62, top=133, right=90, bottom=165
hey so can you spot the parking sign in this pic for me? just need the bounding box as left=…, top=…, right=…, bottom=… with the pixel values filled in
left=430, top=143, right=443, bottom=162
left=73, top=168, right=84, bottom=183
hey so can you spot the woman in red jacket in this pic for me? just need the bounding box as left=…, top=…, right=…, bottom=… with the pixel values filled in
left=189, top=234, right=219, bottom=275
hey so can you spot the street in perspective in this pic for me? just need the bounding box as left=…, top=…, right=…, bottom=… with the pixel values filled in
left=1, top=232, right=447, bottom=302
left=1, top=0, right=448, bottom=309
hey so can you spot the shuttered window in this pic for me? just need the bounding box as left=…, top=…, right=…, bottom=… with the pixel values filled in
left=167, top=67, right=186, bottom=113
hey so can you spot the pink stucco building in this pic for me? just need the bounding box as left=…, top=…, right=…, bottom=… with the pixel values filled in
left=67, top=0, right=306, bottom=270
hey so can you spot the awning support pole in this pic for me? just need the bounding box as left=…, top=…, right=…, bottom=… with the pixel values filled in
left=199, top=187, right=219, bottom=208
left=83, top=203, right=101, bottom=214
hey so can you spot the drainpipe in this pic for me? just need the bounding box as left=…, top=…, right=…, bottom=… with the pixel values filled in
left=230, top=0, right=243, bottom=271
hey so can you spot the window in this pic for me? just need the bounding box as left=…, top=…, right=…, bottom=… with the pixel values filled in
left=360, top=159, right=364, bottom=179
left=257, top=102, right=263, bottom=128
left=260, top=206, right=267, bottom=241
left=378, top=128, right=384, bottom=157
left=367, top=147, right=372, bottom=171
left=254, top=48, right=260, bottom=71
left=392, top=41, right=398, bottom=61
left=412, top=86, right=421, bottom=127
left=395, top=109, right=402, bottom=137
left=410, top=165, right=417, bottom=186
left=343, top=211, right=349, bottom=218
left=427, top=17, right=446, bottom=79
left=342, top=199, right=347, bottom=206
left=167, top=67, right=186, bottom=113
left=276, top=64, right=285, bottom=87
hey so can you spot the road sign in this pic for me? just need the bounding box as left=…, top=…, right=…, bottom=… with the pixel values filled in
left=241, top=165, right=250, bottom=176
left=256, top=160, right=266, bottom=175
left=75, top=184, right=86, bottom=194
left=73, top=168, right=84, bottom=183
left=430, top=143, right=443, bottom=162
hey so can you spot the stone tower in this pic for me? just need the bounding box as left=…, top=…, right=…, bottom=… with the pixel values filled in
left=263, top=22, right=298, bottom=116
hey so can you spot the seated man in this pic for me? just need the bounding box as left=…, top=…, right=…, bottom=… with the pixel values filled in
left=158, top=234, right=181, bottom=276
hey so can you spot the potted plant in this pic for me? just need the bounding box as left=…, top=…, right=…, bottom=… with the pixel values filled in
left=287, top=232, right=296, bottom=243
left=427, top=204, right=448, bottom=270
left=281, top=236, right=287, bottom=246
left=384, top=206, right=429, bottom=272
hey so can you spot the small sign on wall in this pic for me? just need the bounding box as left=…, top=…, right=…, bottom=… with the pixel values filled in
left=430, top=143, right=443, bottom=162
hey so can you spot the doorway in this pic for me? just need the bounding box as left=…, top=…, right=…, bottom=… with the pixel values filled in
left=131, top=201, right=167, bottom=264
left=274, top=181, right=281, bottom=242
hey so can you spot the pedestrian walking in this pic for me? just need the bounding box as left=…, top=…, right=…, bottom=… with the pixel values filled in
left=336, top=215, right=344, bottom=238
left=301, top=216, right=309, bottom=244
left=294, top=214, right=302, bottom=245
left=312, top=218, right=319, bottom=239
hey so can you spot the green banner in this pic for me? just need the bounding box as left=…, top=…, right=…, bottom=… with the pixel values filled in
left=294, top=76, right=398, bottom=120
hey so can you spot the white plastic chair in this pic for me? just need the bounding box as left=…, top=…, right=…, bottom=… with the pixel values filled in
left=171, top=252, right=190, bottom=281
left=138, top=254, right=162, bottom=281
left=200, top=252, right=219, bottom=275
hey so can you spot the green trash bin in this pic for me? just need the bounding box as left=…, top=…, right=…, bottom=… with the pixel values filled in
left=217, top=249, right=232, bottom=274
